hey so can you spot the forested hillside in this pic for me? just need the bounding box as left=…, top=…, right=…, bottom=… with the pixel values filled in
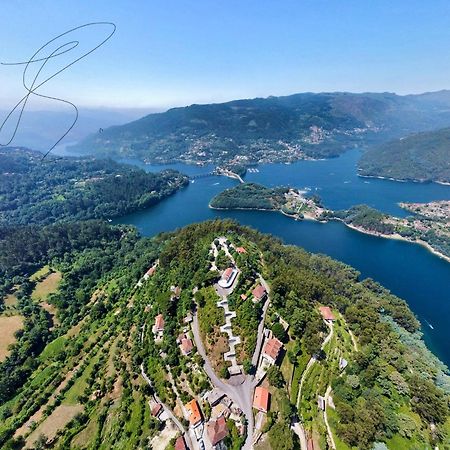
left=71, top=91, right=450, bottom=165
left=0, top=148, right=188, bottom=226
left=0, top=220, right=448, bottom=449
left=359, top=127, right=450, bottom=183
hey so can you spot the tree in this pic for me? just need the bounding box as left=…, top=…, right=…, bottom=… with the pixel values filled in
left=268, top=421, right=294, bottom=450
left=267, top=366, right=284, bottom=388
left=272, top=322, right=287, bottom=342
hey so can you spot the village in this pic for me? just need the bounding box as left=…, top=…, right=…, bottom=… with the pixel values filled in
left=133, top=233, right=356, bottom=450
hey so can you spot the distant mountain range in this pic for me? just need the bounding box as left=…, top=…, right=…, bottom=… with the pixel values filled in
left=0, top=107, right=154, bottom=153
left=359, top=126, right=450, bottom=184
left=70, top=90, right=450, bottom=168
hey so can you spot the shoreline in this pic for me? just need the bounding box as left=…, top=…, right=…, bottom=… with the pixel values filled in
left=209, top=204, right=450, bottom=264
left=358, top=173, right=450, bottom=186
left=341, top=222, right=450, bottom=264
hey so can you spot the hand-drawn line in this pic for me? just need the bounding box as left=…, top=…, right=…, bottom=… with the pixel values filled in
left=0, top=22, right=116, bottom=159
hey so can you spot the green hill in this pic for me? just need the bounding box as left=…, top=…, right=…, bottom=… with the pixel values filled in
left=0, top=220, right=448, bottom=449
left=70, top=91, right=450, bottom=164
left=359, top=127, right=450, bottom=183
left=0, top=148, right=188, bottom=225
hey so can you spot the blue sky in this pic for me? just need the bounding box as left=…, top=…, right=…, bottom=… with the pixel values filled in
left=1, top=0, right=450, bottom=110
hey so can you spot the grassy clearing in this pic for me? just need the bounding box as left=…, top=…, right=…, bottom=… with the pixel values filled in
left=0, top=315, right=23, bottom=361
left=25, top=404, right=83, bottom=447
left=280, top=341, right=294, bottom=387
left=4, top=293, right=18, bottom=308
left=72, top=416, right=98, bottom=448
left=31, top=270, right=62, bottom=301
left=39, top=336, right=67, bottom=361
left=30, top=265, right=51, bottom=281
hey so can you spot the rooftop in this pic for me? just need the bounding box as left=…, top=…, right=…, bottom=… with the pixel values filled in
left=263, top=337, right=283, bottom=361
left=319, top=306, right=335, bottom=321
left=236, top=246, right=247, bottom=254
left=207, top=388, right=225, bottom=406
left=186, top=399, right=203, bottom=426
left=253, top=386, right=270, bottom=412
left=180, top=337, right=194, bottom=355
left=154, top=314, right=165, bottom=331
left=175, top=436, right=187, bottom=450
left=152, top=403, right=162, bottom=417
left=207, top=416, right=229, bottom=446
left=252, top=284, right=267, bottom=300
left=222, top=267, right=234, bottom=280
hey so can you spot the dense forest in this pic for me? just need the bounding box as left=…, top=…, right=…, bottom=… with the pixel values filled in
left=209, top=183, right=288, bottom=210
left=0, top=220, right=448, bottom=449
left=71, top=91, right=450, bottom=164
left=0, top=148, right=188, bottom=226
left=327, top=205, right=396, bottom=235
left=359, top=126, right=450, bottom=183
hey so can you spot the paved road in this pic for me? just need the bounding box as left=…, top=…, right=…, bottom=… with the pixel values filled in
left=291, top=420, right=308, bottom=450
left=251, top=274, right=271, bottom=368
left=192, top=311, right=254, bottom=450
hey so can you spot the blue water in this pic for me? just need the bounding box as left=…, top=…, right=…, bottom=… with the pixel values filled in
left=113, top=150, right=450, bottom=366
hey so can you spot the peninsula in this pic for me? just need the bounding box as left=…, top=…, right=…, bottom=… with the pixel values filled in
left=210, top=184, right=450, bottom=262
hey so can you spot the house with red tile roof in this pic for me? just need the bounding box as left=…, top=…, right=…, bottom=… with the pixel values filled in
left=207, top=416, right=229, bottom=446
left=186, top=399, right=203, bottom=426
left=319, top=306, right=335, bottom=322
left=175, top=436, right=187, bottom=450
left=252, top=284, right=267, bottom=302
left=236, top=246, right=247, bottom=254
left=151, top=403, right=163, bottom=418
left=253, top=386, right=270, bottom=413
left=262, top=337, right=283, bottom=365
left=153, top=314, right=165, bottom=341
left=144, top=266, right=156, bottom=280
left=180, top=337, right=194, bottom=356
left=154, top=314, right=165, bottom=332
left=218, top=267, right=238, bottom=288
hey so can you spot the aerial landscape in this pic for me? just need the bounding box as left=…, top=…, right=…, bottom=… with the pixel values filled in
left=0, top=2, right=449, bottom=450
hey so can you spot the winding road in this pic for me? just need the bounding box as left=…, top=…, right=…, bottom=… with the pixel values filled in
left=192, top=311, right=255, bottom=450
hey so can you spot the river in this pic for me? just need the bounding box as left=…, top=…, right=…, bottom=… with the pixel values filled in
left=112, top=149, right=450, bottom=366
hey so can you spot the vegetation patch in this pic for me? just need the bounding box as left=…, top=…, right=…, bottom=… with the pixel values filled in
left=26, top=404, right=83, bottom=447
left=31, top=270, right=62, bottom=301
left=0, top=315, right=23, bottom=361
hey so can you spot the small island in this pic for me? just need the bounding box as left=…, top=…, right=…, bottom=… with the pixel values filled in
left=209, top=182, right=325, bottom=220
left=210, top=184, right=450, bottom=262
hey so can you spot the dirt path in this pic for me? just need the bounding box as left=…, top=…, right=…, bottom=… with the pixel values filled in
left=140, top=364, right=194, bottom=449
left=323, top=385, right=336, bottom=449
left=296, top=322, right=333, bottom=410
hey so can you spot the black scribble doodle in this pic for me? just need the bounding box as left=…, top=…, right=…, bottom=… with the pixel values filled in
left=0, top=22, right=116, bottom=159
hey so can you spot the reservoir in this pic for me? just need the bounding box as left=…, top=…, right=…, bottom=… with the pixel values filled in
left=113, top=150, right=450, bottom=366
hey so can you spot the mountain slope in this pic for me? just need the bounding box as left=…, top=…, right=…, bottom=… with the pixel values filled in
left=359, top=127, right=450, bottom=183
left=0, top=220, right=448, bottom=449
left=70, top=91, right=450, bottom=164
